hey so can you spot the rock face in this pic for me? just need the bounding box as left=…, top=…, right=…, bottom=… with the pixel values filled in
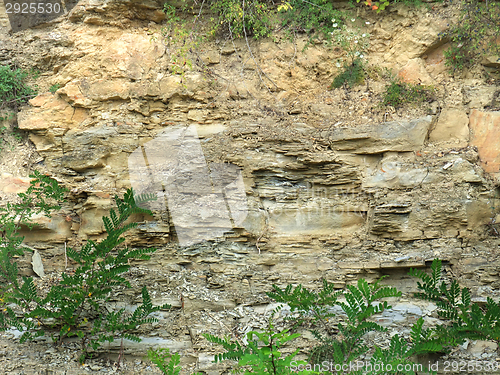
left=429, top=108, right=469, bottom=146
left=1, top=0, right=500, bottom=371
left=469, top=109, right=500, bottom=179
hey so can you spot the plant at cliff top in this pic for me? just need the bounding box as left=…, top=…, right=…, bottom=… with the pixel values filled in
left=278, top=0, right=347, bottom=43
left=410, top=259, right=500, bottom=347
left=162, top=3, right=204, bottom=78
left=204, top=313, right=316, bottom=374
left=0, top=176, right=169, bottom=363
left=357, top=0, right=386, bottom=12
left=382, top=78, right=435, bottom=108
left=209, top=0, right=274, bottom=39
left=439, top=0, right=500, bottom=72
left=0, top=65, right=37, bottom=114
left=356, top=0, right=426, bottom=13
left=330, top=18, right=370, bottom=89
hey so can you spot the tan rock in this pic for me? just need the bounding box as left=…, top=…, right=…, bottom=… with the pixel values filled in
left=467, top=340, right=498, bottom=358
left=481, top=55, right=500, bottom=68
left=29, top=132, right=59, bottom=152
left=363, top=159, right=435, bottom=188
left=429, top=108, right=469, bottom=145
left=379, top=13, right=448, bottom=65
left=159, top=76, right=182, bottom=100
left=18, top=93, right=89, bottom=130
left=187, top=109, right=208, bottom=122
left=463, top=85, right=500, bottom=109
left=58, top=80, right=93, bottom=107
left=0, top=173, right=31, bottom=194
left=86, top=79, right=132, bottom=100
left=466, top=199, right=493, bottom=229
left=201, top=50, right=220, bottom=65
left=469, top=109, right=500, bottom=176
left=397, top=58, right=434, bottom=85
left=106, top=33, right=165, bottom=79
left=424, top=43, right=448, bottom=77
left=329, top=116, right=432, bottom=154
left=266, top=202, right=365, bottom=237
left=20, top=213, right=72, bottom=243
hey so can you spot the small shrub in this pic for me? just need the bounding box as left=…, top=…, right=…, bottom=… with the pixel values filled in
left=49, top=83, right=61, bottom=94
left=331, top=59, right=365, bottom=89
left=204, top=314, right=314, bottom=374
left=162, top=3, right=206, bottom=79
left=410, top=259, right=500, bottom=348
left=0, top=174, right=169, bottom=362
left=382, top=79, right=435, bottom=108
left=148, top=348, right=192, bottom=375
left=165, top=261, right=500, bottom=374
left=439, top=0, right=500, bottom=72
left=330, top=18, right=370, bottom=89
left=0, top=65, right=37, bottom=111
left=279, top=0, right=346, bottom=42
left=210, top=0, right=274, bottom=39
left=203, top=277, right=442, bottom=374
left=357, top=0, right=427, bottom=12
left=268, top=277, right=409, bottom=370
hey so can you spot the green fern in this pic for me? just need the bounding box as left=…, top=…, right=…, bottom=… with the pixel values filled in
left=148, top=348, right=182, bottom=375
left=410, top=259, right=500, bottom=348
left=369, top=318, right=441, bottom=375
left=268, top=278, right=402, bottom=370
left=204, top=315, right=314, bottom=374
left=0, top=180, right=167, bottom=362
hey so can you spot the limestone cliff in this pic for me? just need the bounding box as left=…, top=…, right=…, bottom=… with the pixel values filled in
left=0, top=0, right=500, bottom=372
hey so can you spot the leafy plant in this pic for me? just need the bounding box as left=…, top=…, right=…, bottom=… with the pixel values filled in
left=49, top=83, right=61, bottom=94
left=331, top=18, right=370, bottom=64
left=369, top=317, right=442, bottom=374
left=356, top=0, right=426, bottom=13
left=0, top=171, right=65, bottom=301
left=439, top=0, right=500, bottom=72
left=331, top=59, right=365, bottom=89
left=0, top=65, right=37, bottom=113
left=164, top=262, right=500, bottom=374
left=269, top=278, right=404, bottom=371
left=204, top=314, right=314, bottom=374
left=330, top=18, right=370, bottom=89
left=148, top=347, right=202, bottom=375
left=410, top=259, right=500, bottom=347
left=279, top=0, right=346, bottom=42
left=210, top=0, right=274, bottom=39
left=162, top=2, right=209, bottom=82
left=0, top=175, right=169, bottom=362
left=382, top=79, right=435, bottom=108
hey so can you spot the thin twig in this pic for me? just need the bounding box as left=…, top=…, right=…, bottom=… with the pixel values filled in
left=241, top=0, right=279, bottom=94
left=205, top=310, right=244, bottom=345
left=116, top=337, right=124, bottom=368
